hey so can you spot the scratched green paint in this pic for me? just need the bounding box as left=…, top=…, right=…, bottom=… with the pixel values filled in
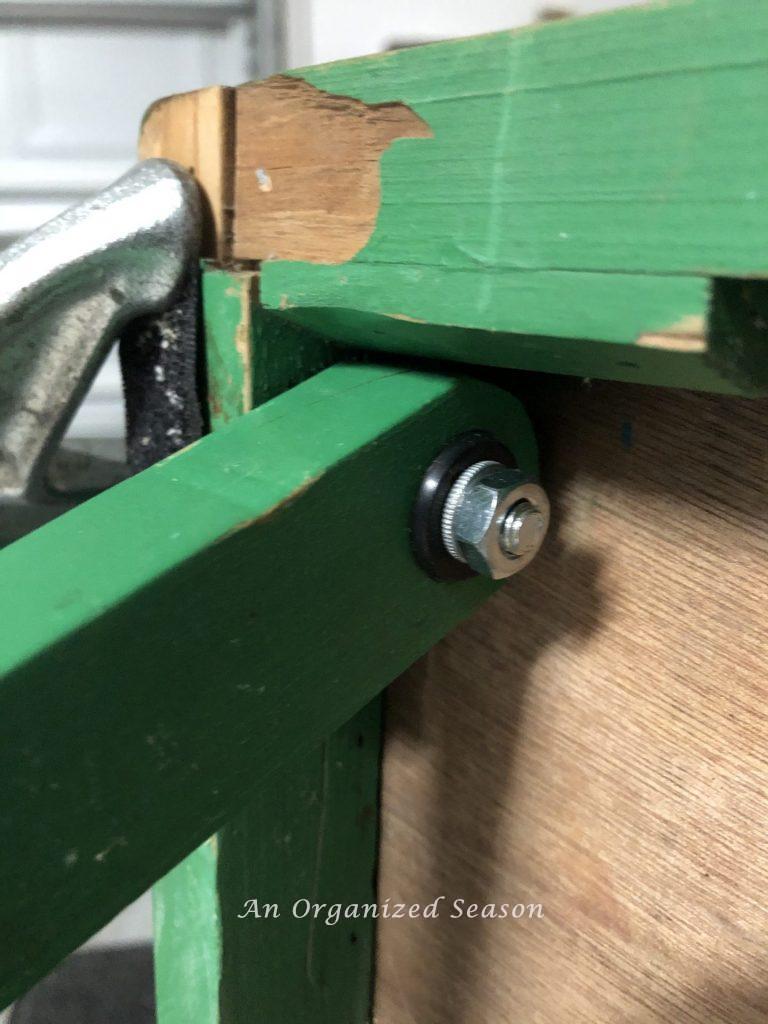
left=155, top=267, right=380, bottom=1023
left=265, top=265, right=710, bottom=348
left=287, top=0, right=768, bottom=275
left=202, top=267, right=332, bottom=429
left=280, top=295, right=768, bottom=397
left=257, top=0, right=768, bottom=393
left=202, top=266, right=252, bottom=428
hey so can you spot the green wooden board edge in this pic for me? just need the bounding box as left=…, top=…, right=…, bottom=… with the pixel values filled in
left=153, top=837, right=222, bottom=1024
left=154, top=267, right=382, bottom=1023
left=255, top=0, right=768, bottom=394
left=218, top=701, right=382, bottom=1024
left=0, top=357, right=535, bottom=1007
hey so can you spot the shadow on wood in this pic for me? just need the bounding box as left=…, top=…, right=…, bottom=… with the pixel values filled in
left=377, top=375, right=768, bottom=1024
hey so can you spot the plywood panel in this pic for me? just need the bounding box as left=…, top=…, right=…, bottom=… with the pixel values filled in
left=376, top=378, right=768, bottom=1024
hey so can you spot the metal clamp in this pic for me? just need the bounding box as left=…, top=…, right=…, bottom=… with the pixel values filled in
left=0, top=159, right=201, bottom=541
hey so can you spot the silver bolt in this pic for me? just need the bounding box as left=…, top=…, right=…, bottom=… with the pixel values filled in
left=441, top=462, right=550, bottom=579
left=501, top=500, right=547, bottom=557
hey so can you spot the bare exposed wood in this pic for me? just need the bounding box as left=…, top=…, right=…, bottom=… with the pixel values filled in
left=635, top=333, right=708, bottom=354
left=233, top=75, right=431, bottom=264
left=376, top=380, right=768, bottom=1024
left=139, top=86, right=234, bottom=259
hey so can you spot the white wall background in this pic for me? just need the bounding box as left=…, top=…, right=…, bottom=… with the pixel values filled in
left=286, top=0, right=642, bottom=67
left=0, top=0, right=260, bottom=440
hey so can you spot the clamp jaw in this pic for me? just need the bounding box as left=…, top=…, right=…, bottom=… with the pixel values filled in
left=0, top=159, right=201, bottom=541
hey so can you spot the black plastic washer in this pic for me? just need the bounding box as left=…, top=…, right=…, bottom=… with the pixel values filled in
left=411, top=430, right=516, bottom=581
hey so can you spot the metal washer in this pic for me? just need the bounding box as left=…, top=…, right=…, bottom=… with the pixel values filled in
left=410, top=431, right=516, bottom=581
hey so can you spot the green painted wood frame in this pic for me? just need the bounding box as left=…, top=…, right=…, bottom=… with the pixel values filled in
left=153, top=267, right=384, bottom=1023
left=244, top=0, right=768, bottom=396
left=0, top=355, right=539, bottom=1008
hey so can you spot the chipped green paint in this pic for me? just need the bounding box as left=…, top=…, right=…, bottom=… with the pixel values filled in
left=202, top=268, right=253, bottom=428
left=256, top=0, right=768, bottom=394
left=268, top=265, right=712, bottom=347
left=270, top=270, right=755, bottom=393
left=280, top=285, right=768, bottom=396
left=203, top=267, right=331, bottom=429
left=155, top=267, right=380, bottom=1023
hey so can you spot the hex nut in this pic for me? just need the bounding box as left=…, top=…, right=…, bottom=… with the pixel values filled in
left=445, top=464, right=550, bottom=579
left=411, top=433, right=517, bottom=582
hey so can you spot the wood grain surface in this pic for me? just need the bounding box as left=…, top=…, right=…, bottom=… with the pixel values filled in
left=139, top=86, right=233, bottom=259
left=376, top=376, right=768, bottom=1024
left=234, top=76, right=430, bottom=264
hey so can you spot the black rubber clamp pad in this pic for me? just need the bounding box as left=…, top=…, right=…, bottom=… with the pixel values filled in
left=119, top=265, right=206, bottom=474
left=411, top=430, right=516, bottom=582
